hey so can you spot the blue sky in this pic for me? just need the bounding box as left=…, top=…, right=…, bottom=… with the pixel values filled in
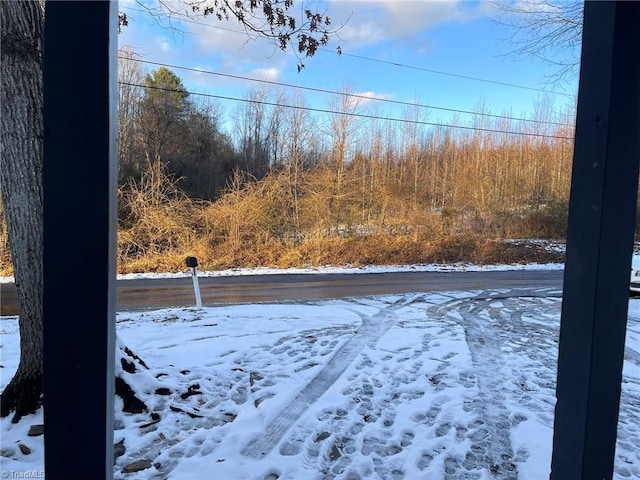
left=118, top=0, right=579, bottom=132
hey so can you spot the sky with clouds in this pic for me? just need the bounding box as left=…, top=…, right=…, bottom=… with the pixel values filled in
left=118, top=0, right=580, bottom=134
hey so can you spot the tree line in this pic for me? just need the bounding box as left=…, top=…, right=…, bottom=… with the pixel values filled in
left=105, top=56, right=577, bottom=273
left=0, top=56, right=576, bottom=275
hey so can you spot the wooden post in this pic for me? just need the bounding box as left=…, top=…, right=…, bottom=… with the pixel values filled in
left=43, top=1, right=117, bottom=478
left=551, top=2, right=640, bottom=478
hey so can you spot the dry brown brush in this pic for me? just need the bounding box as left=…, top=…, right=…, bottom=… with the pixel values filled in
left=117, top=161, right=207, bottom=273
left=1, top=121, right=580, bottom=277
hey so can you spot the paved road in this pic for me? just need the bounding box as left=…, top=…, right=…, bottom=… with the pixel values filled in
left=0, top=270, right=564, bottom=315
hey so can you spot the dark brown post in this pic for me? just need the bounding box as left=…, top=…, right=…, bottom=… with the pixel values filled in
left=551, top=2, right=640, bottom=478
left=43, top=1, right=117, bottom=478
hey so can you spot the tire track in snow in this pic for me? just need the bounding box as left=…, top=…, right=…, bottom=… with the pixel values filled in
left=453, top=295, right=521, bottom=478
left=448, top=289, right=559, bottom=477
left=241, top=300, right=402, bottom=459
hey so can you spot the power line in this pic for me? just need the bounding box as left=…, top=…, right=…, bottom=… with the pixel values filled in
left=119, top=81, right=574, bottom=141
left=120, top=4, right=575, bottom=101
left=324, top=49, right=575, bottom=99
left=124, top=57, right=574, bottom=129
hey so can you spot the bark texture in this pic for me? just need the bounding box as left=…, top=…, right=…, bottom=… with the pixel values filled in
left=0, top=0, right=45, bottom=422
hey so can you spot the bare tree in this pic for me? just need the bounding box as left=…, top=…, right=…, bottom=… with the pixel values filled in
left=1, top=0, right=339, bottom=422
left=324, top=84, right=366, bottom=234
left=118, top=47, right=146, bottom=182
left=280, top=91, right=315, bottom=236
left=174, top=100, right=237, bottom=200
left=234, top=87, right=271, bottom=178
left=400, top=98, right=429, bottom=209
left=492, top=0, right=583, bottom=83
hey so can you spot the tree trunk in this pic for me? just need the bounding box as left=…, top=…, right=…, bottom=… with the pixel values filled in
left=0, top=0, right=45, bottom=423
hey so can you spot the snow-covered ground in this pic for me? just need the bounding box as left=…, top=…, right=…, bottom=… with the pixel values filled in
left=0, top=259, right=566, bottom=285
left=1, top=265, right=639, bottom=479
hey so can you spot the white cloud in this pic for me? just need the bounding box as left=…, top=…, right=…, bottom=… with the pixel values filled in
left=326, top=0, right=483, bottom=47
left=340, top=90, right=393, bottom=109
left=120, top=0, right=300, bottom=69
left=355, top=90, right=392, bottom=101
left=250, top=67, right=281, bottom=82
left=120, top=0, right=484, bottom=65
left=191, top=22, right=270, bottom=58
left=117, top=0, right=490, bottom=99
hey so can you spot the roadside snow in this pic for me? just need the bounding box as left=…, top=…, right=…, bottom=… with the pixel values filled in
left=0, top=261, right=566, bottom=285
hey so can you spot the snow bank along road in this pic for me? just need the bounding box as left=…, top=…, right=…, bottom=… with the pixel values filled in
left=0, top=270, right=564, bottom=314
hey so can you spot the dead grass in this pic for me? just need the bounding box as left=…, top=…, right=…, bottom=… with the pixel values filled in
left=140, top=235, right=563, bottom=275
left=0, top=165, right=568, bottom=277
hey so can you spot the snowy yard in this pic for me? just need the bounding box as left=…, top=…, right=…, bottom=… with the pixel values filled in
left=1, top=280, right=639, bottom=479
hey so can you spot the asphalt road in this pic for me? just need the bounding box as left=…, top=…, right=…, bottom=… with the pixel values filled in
left=0, top=270, right=564, bottom=315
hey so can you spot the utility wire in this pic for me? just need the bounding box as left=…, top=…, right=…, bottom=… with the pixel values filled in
left=119, top=4, right=576, bottom=100
left=124, top=57, right=574, bottom=129
left=119, top=81, right=574, bottom=141
left=325, top=49, right=575, bottom=99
